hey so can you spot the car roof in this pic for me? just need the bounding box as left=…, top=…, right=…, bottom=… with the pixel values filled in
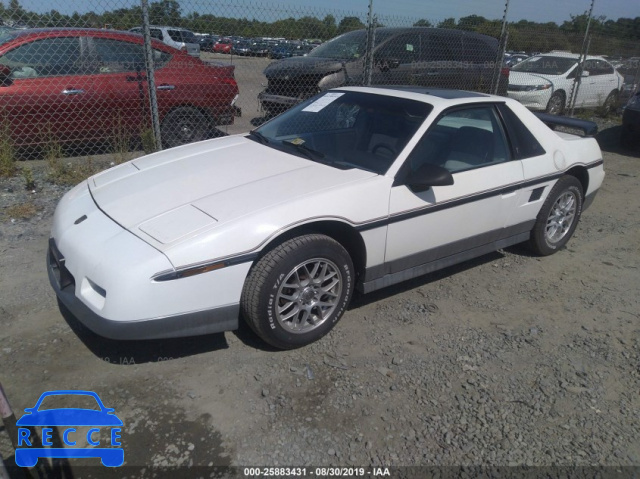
left=537, top=52, right=608, bottom=61
left=336, top=86, right=499, bottom=108
left=4, top=27, right=147, bottom=41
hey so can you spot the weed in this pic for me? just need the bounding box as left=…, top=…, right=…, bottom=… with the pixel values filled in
left=141, top=126, right=157, bottom=154
left=0, top=116, right=16, bottom=177
left=22, top=166, right=35, bottom=190
left=5, top=202, right=38, bottom=220
left=111, top=110, right=133, bottom=165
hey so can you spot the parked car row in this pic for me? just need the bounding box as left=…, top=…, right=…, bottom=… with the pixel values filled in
left=0, top=24, right=636, bottom=154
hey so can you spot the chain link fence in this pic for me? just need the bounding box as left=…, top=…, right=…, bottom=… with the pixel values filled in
left=0, top=0, right=638, bottom=158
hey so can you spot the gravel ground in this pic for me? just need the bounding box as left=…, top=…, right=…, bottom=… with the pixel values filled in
left=0, top=121, right=639, bottom=477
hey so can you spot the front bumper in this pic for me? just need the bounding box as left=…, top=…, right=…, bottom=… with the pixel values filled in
left=258, top=91, right=302, bottom=110
left=507, top=89, right=553, bottom=111
left=48, top=182, right=248, bottom=340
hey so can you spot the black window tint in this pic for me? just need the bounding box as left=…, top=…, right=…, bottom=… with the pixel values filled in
left=461, top=36, right=495, bottom=62
left=422, top=33, right=457, bottom=62
left=0, top=37, right=83, bottom=78
left=375, top=33, right=421, bottom=64
left=498, top=104, right=546, bottom=159
left=149, top=29, right=163, bottom=40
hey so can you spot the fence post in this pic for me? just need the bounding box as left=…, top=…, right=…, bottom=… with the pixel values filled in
left=569, top=0, right=596, bottom=116
left=141, top=0, right=163, bottom=151
left=492, top=0, right=510, bottom=95
left=363, top=0, right=375, bottom=86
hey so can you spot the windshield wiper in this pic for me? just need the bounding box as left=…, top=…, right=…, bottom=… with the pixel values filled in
left=248, top=130, right=270, bottom=144
left=281, top=140, right=328, bottom=163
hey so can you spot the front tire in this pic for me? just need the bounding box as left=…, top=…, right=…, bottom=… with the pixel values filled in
left=545, top=91, right=565, bottom=115
left=602, top=90, right=618, bottom=115
left=241, top=234, right=354, bottom=349
left=529, top=176, right=583, bottom=256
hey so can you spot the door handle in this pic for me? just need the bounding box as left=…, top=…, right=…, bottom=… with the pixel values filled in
left=157, top=84, right=175, bottom=90
left=62, top=89, right=84, bottom=95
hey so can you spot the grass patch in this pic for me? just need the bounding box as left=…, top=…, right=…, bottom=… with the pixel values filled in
left=48, top=156, right=103, bottom=186
left=0, top=119, right=16, bottom=177
left=5, top=202, right=38, bottom=220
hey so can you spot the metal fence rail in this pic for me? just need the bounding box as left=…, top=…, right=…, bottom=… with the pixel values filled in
left=0, top=0, right=637, bottom=157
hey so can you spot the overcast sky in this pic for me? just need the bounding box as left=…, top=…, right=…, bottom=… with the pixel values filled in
left=16, top=0, right=640, bottom=24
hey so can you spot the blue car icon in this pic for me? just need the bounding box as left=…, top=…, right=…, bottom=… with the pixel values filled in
left=16, top=390, right=124, bottom=467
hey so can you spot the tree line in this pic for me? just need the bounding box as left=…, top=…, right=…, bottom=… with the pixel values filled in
left=1, top=0, right=638, bottom=56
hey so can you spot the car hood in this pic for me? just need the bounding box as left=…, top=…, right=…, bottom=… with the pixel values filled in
left=509, top=71, right=558, bottom=85
left=89, top=136, right=375, bottom=247
left=264, top=56, right=345, bottom=77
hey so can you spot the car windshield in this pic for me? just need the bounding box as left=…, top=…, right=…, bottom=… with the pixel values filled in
left=512, top=55, right=577, bottom=75
left=254, top=90, right=432, bottom=174
left=308, top=29, right=396, bottom=60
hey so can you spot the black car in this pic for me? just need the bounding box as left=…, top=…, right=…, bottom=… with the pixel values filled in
left=199, top=35, right=219, bottom=52
left=259, top=27, right=508, bottom=114
left=621, top=90, right=640, bottom=149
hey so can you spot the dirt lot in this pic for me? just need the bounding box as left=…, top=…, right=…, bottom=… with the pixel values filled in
left=0, top=90, right=639, bottom=476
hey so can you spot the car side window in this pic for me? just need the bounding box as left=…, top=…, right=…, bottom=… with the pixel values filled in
left=422, top=34, right=456, bottom=62
left=375, top=33, right=421, bottom=65
left=92, top=38, right=170, bottom=73
left=0, top=37, right=82, bottom=78
left=150, top=29, right=163, bottom=41
left=405, top=106, right=509, bottom=174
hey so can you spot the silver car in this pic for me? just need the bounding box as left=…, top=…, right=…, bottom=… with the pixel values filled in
left=129, top=25, right=200, bottom=57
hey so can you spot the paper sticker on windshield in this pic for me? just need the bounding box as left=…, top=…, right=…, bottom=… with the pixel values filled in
left=289, top=138, right=305, bottom=145
left=302, top=92, right=344, bottom=112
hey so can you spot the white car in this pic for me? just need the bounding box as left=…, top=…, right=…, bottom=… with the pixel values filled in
left=508, top=52, right=624, bottom=114
left=48, top=87, right=604, bottom=349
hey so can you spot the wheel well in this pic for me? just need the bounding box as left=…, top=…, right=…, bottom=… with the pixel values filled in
left=257, top=221, right=367, bottom=279
left=565, top=166, right=588, bottom=194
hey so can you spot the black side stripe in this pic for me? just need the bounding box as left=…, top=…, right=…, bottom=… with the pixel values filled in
left=356, top=161, right=603, bottom=232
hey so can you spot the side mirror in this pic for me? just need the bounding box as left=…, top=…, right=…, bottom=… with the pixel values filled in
left=0, top=65, right=12, bottom=86
left=406, top=163, right=454, bottom=193
left=581, top=70, right=590, bottom=77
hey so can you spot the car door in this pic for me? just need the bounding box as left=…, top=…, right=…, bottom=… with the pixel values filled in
left=0, top=35, right=98, bottom=147
left=412, top=31, right=464, bottom=89
left=88, top=37, right=173, bottom=142
left=384, top=104, right=525, bottom=274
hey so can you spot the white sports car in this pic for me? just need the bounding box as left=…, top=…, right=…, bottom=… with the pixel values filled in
left=48, top=86, right=604, bottom=349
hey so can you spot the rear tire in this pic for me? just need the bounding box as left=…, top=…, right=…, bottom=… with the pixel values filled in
left=241, top=234, right=354, bottom=349
left=529, top=176, right=583, bottom=256
left=161, top=107, right=210, bottom=148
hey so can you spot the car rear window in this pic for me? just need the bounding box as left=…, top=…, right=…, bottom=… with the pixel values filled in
left=168, top=30, right=197, bottom=44
left=498, top=104, right=546, bottom=159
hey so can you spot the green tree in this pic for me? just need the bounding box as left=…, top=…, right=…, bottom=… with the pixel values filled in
left=337, top=16, right=365, bottom=35
left=149, top=0, right=181, bottom=26
left=438, top=18, right=456, bottom=29
left=8, top=0, right=26, bottom=21
left=413, top=19, right=432, bottom=28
